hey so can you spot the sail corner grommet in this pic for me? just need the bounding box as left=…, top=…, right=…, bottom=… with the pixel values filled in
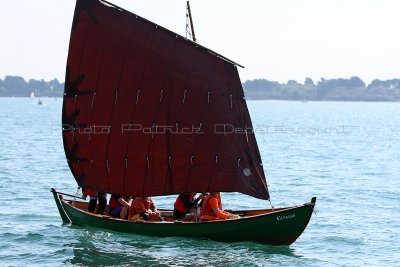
left=243, top=168, right=251, bottom=177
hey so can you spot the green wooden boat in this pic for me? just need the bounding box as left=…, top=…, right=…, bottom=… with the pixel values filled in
left=52, top=189, right=315, bottom=245
left=54, top=0, right=317, bottom=246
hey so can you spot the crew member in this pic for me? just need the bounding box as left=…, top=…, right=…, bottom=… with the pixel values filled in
left=108, top=194, right=131, bottom=219
left=128, top=197, right=163, bottom=221
left=173, top=193, right=203, bottom=220
left=199, top=192, right=230, bottom=220
left=82, top=188, right=107, bottom=215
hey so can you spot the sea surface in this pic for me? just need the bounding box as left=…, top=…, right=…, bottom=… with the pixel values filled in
left=0, top=97, right=399, bottom=266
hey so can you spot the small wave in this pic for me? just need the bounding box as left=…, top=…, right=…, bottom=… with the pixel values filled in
left=322, top=235, right=365, bottom=246
left=14, top=233, right=44, bottom=242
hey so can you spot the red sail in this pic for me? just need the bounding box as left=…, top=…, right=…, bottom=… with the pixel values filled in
left=63, top=0, right=269, bottom=200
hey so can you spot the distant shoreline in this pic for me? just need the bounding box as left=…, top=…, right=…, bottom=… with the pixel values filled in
left=2, top=96, right=398, bottom=103
left=243, top=77, right=400, bottom=102
left=1, top=75, right=399, bottom=102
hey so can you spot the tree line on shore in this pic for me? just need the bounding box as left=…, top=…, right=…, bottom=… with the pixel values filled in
left=0, top=76, right=63, bottom=98
left=1, top=75, right=399, bottom=101
left=243, top=77, right=400, bottom=101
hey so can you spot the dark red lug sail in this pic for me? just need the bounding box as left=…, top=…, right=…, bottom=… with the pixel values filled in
left=63, top=0, right=269, bottom=199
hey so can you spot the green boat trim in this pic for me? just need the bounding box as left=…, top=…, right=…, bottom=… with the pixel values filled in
left=52, top=189, right=316, bottom=245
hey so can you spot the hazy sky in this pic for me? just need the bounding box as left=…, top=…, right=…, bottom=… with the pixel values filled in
left=1, top=0, right=399, bottom=84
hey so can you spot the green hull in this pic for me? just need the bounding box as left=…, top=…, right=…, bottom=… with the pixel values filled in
left=52, top=189, right=316, bottom=245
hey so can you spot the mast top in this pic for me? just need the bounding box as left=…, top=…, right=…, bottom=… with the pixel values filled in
left=186, top=1, right=197, bottom=42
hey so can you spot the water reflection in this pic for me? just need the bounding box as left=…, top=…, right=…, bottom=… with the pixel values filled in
left=64, top=226, right=301, bottom=266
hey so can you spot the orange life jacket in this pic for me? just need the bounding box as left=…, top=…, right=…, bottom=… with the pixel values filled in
left=174, top=194, right=195, bottom=213
left=200, top=194, right=227, bottom=219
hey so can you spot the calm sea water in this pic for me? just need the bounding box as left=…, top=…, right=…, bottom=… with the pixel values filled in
left=0, top=97, right=399, bottom=266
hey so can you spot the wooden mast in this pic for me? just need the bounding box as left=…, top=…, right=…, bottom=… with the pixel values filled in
left=186, top=1, right=197, bottom=42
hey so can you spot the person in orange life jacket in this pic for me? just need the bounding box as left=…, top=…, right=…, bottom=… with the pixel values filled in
left=82, top=188, right=107, bottom=215
left=199, top=192, right=230, bottom=220
left=173, top=193, right=205, bottom=220
left=108, top=194, right=131, bottom=219
left=128, top=197, right=163, bottom=221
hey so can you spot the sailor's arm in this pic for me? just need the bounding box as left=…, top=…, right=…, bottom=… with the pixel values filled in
left=209, top=198, right=229, bottom=219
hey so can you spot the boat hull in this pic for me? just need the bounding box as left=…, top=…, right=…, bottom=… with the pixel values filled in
left=51, top=189, right=315, bottom=245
